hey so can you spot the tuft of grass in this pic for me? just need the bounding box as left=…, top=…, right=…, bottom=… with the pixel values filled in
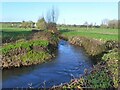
left=85, top=67, right=113, bottom=88
left=2, top=40, right=49, bottom=55
left=21, top=51, right=50, bottom=63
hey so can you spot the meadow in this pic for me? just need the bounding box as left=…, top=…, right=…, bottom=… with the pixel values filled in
left=59, top=26, right=118, bottom=41
left=1, top=26, right=118, bottom=43
left=1, top=28, right=32, bottom=43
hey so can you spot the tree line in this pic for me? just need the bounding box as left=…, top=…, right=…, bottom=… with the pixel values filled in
left=100, top=19, right=119, bottom=29
left=2, top=7, right=119, bottom=29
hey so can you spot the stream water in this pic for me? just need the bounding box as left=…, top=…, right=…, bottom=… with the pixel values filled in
left=2, top=40, right=93, bottom=88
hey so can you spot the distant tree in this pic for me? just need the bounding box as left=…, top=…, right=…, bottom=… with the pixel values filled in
left=45, top=6, right=59, bottom=23
left=89, top=23, right=93, bottom=27
left=102, top=19, right=109, bottom=26
left=21, top=21, right=27, bottom=28
left=108, top=20, right=118, bottom=29
left=84, top=21, right=88, bottom=29
left=21, top=21, right=34, bottom=28
left=45, top=6, right=59, bottom=34
left=100, top=19, right=109, bottom=28
left=73, top=24, right=76, bottom=27
left=36, top=18, right=47, bottom=30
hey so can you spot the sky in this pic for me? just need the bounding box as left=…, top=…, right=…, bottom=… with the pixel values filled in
left=1, top=2, right=118, bottom=25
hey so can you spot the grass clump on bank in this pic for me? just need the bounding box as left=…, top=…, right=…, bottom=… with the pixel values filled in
left=69, top=36, right=106, bottom=57
left=2, top=40, right=51, bottom=68
left=61, top=64, right=113, bottom=89
left=21, top=51, right=50, bottom=63
left=102, top=49, right=118, bottom=88
left=2, top=40, right=49, bottom=55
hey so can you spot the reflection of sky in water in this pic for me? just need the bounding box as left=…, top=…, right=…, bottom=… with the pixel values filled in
left=2, top=40, right=93, bottom=88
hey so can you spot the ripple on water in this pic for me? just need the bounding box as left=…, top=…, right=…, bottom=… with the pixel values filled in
left=2, top=40, right=93, bottom=88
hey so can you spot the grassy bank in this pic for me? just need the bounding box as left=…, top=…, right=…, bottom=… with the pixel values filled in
left=1, top=27, right=59, bottom=69
left=57, top=26, right=119, bottom=89
left=2, top=39, right=53, bottom=69
left=58, top=48, right=118, bottom=89
left=2, top=40, right=49, bottom=55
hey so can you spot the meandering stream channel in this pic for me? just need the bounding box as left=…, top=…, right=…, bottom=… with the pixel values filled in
left=2, top=40, right=94, bottom=88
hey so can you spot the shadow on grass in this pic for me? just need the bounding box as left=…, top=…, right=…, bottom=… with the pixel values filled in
left=2, top=30, right=33, bottom=43
left=59, top=29, right=75, bottom=34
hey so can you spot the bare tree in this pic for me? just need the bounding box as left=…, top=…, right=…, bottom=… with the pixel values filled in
left=102, top=19, right=109, bottom=26
left=101, top=19, right=109, bottom=28
left=45, top=6, right=59, bottom=23
left=45, top=6, right=59, bottom=34
left=108, top=20, right=118, bottom=29
left=84, top=21, right=88, bottom=30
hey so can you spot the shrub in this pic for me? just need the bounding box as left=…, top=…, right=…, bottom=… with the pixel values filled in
left=36, top=18, right=47, bottom=30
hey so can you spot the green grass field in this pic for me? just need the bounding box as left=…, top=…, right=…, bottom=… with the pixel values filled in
left=1, top=26, right=118, bottom=43
left=1, top=28, right=32, bottom=43
left=59, top=26, right=118, bottom=41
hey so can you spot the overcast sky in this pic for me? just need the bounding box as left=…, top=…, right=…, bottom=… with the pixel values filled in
left=2, top=2, right=118, bottom=25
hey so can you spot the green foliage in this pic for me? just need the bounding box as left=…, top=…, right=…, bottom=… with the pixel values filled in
left=102, top=49, right=118, bottom=61
left=2, top=44, right=15, bottom=54
left=21, top=51, right=49, bottom=62
left=31, top=40, right=49, bottom=47
left=51, top=33, right=59, bottom=43
left=2, top=40, right=49, bottom=55
left=62, top=65, right=113, bottom=89
left=102, top=49, right=118, bottom=88
left=85, top=70, right=112, bottom=88
left=36, top=18, right=47, bottom=30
